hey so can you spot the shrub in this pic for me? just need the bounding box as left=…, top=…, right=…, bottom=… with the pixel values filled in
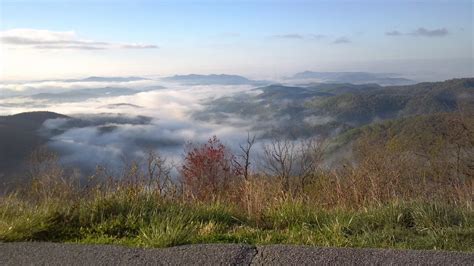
left=181, top=136, right=242, bottom=201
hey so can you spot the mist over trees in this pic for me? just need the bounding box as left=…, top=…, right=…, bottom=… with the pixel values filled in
left=0, top=78, right=473, bottom=251
left=17, top=108, right=473, bottom=207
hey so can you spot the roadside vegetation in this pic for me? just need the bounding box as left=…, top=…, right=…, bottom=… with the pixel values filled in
left=0, top=112, right=472, bottom=251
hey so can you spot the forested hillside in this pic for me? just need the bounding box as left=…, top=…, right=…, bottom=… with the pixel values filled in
left=0, top=112, right=68, bottom=181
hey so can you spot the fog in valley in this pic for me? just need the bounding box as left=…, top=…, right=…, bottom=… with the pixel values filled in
left=6, top=66, right=474, bottom=183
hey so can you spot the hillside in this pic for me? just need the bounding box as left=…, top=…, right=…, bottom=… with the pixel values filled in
left=2, top=78, right=473, bottom=182
left=0, top=81, right=473, bottom=252
left=288, top=71, right=414, bottom=85
left=196, top=78, right=473, bottom=139
left=0, top=112, right=69, bottom=182
left=332, top=112, right=473, bottom=160
left=308, top=78, right=474, bottom=124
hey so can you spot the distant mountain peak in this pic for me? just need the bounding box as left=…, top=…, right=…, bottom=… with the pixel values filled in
left=162, top=74, right=269, bottom=85
left=288, top=71, right=414, bottom=86
left=6, top=111, right=69, bottom=120
left=64, top=76, right=149, bottom=83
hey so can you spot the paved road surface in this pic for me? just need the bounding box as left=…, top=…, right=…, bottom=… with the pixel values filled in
left=0, top=242, right=472, bottom=265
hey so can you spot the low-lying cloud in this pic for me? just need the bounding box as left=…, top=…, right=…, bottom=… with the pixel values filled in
left=0, top=78, right=262, bottom=174
left=0, top=29, right=158, bottom=50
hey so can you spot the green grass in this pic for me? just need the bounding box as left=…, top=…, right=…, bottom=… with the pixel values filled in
left=0, top=192, right=472, bottom=251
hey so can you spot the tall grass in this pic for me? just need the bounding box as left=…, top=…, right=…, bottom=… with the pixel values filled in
left=0, top=171, right=472, bottom=251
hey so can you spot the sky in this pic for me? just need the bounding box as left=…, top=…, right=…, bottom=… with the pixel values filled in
left=0, top=0, right=473, bottom=80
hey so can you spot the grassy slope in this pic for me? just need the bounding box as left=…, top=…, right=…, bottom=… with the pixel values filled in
left=0, top=192, right=472, bottom=251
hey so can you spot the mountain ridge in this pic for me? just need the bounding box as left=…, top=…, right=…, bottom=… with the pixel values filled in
left=162, top=74, right=269, bottom=85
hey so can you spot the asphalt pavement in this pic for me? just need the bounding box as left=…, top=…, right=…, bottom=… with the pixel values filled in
left=0, top=242, right=472, bottom=265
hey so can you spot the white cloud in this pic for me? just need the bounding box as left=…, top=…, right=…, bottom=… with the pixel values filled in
left=0, top=29, right=158, bottom=50
left=410, top=27, right=449, bottom=37
left=269, top=33, right=326, bottom=40
left=0, top=79, right=157, bottom=93
left=385, top=30, right=402, bottom=36
left=119, top=43, right=158, bottom=49
left=385, top=27, right=449, bottom=37
left=0, top=80, right=261, bottom=172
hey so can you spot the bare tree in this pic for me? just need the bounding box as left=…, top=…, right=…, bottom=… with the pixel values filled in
left=262, top=137, right=296, bottom=193
left=262, top=136, right=328, bottom=194
left=27, top=147, right=76, bottom=201
left=445, top=112, right=474, bottom=180
left=27, top=147, right=63, bottom=181
left=294, top=137, right=327, bottom=192
left=238, top=132, right=256, bottom=180
left=146, top=149, right=172, bottom=195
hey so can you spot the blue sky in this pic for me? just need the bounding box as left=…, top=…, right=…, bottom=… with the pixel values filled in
left=0, top=0, right=472, bottom=80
